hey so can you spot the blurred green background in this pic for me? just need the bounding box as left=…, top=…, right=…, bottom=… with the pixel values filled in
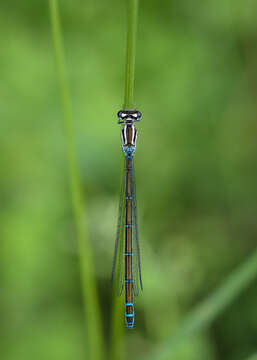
left=1, top=1, right=257, bottom=359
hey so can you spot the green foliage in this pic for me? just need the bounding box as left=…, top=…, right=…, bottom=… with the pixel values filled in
left=145, top=249, right=257, bottom=360
left=246, top=354, right=257, bottom=360
left=0, top=1, right=257, bottom=360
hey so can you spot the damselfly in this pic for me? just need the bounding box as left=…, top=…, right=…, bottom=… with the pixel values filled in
left=111, top=109, right=143, bottom=328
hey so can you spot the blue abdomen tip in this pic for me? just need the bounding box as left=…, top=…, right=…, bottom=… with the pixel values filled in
left=126, top=318, right=134, bottom=328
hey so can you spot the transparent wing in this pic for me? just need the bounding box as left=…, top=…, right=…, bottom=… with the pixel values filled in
left=111, top=157, right=126, bottom=296
left=131, top=164, right=143, bottom=296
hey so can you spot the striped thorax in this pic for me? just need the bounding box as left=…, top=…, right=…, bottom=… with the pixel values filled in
left=117, top=110, right=142, bottom=157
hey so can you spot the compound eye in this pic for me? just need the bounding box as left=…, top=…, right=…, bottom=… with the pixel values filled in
left=117, top=110, right=127, bottom=119
left=133, top=111, right=142, bottom=120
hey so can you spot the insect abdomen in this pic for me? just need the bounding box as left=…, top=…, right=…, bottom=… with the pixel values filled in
left=125, top=300, right=134, bottom=328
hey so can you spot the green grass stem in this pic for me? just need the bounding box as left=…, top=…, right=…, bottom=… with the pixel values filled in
left=123, top=0, right=139, bottom=110
left=48, top=2, right=104, bottom=359
left=110, top=0, right=139, bottom=355
left=146, top=248, right=257, bottom=360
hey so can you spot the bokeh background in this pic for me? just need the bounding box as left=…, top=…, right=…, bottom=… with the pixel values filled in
left=1, top=1, right=257, bottom=359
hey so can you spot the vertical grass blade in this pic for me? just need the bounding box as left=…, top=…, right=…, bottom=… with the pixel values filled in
left=48, top=1, right=104, bottom=359
left=110, top=0, right=139, bottom=355
left=145, top=248, right=257, bottom=360
left=123, top=0, right=139, bottom=110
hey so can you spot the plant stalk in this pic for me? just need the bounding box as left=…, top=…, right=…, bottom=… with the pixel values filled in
left=123, top=0, right=139, bottom=110
left=48, top=1, right=104, bottom=359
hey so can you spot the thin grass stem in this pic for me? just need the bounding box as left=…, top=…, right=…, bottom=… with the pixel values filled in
left=48, top=1, right=104, bottom=359
left=123, top=0, right=139, bottom=110
left=110, top=0, right=139, bottom=354
left=145, top=248, right=257, bottom=360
